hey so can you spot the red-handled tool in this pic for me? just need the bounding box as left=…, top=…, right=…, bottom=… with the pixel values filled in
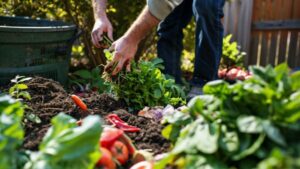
left=106, top=114, right=141, bottom=132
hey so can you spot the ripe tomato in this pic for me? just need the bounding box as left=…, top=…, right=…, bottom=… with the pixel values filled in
left=97, top=148, right=116, bottom=169
left=226, top=68, right=239, bottom=80
left=100, top=127, right=124, bottom=149
left=130, top=161, right=153, bottom=169
left=110, top=141, right=129, bottom=165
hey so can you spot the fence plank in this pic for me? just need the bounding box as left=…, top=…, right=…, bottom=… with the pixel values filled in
left=296, top=32, right=300, bottom=67
left=292, top=0, right=300, bottom=19
left=288, top=31, right=299, bottom=68
left=278, top=31, right=288, bottom=64
left=260, top=31, right=269, bottom=66
left=269, top=31, right=279, bottom=66
left=249, top=31, right=260, bottom=65
left=282, top=0, right=293, bottom=19
left=238, top=0, right=254, bottom=65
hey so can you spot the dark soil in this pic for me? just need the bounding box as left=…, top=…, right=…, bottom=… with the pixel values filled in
left=112, top=110, right=170, bottom=155
left=22, top=77, right=73, bottom=150
left=21, top=77, right=169, bottom=155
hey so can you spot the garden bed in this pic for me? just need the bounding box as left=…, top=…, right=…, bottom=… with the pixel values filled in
left=20, top=77, right=169, bottom=155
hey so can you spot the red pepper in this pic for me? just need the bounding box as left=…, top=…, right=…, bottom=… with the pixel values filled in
left=106, top=114, right=141, bottom=132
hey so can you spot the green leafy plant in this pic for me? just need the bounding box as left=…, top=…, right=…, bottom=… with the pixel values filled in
left=69, top=67, right=110, bottom=93
left=0, top=95, right=103, bottom=169
left=24, top=113, right=102, bottom=169
left=103, top=57, right=186, bottom=112
left=8, top=76, right=41, bottom=124
left=0, top=95, right=24, bottom=169
left=9, top=76, right=32, bottom=101
left=157, top=63, right=300, bottom=169
left=221, top=34, right=246, bottom=69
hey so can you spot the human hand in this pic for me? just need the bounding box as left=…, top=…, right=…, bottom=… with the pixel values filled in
left=105, top=36, right=138, bottom=76
left=91, top=17, right=113, bottom=48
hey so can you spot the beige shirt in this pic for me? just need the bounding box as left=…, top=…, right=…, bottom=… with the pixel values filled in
left=147, top=0, right=184, bottom=20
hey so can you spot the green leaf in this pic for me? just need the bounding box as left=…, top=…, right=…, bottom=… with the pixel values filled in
left=291, top=71, right=300, bottom=90
left=162, top=124, right=181, bottom=143
left=219, top=125, right=239, bottom=153
left=18, top=77, right=32, bottom=83
left=18, top=92, right=31, bottom=100
left=26, top=113, right=41, bottom=124
left=187, top=97, right=204, bottom=116
left=73, top=70, right=93, bottom=79
left=0, top=95, right=24, bottom=169
left=237, top=116, right=263, bottom=134
left=203, top=80, right=229, bottom=95
left=104, top=49, right=113, bottom=61
left=25, top=113, right=102, bottom=169
left=173, top=118, right=219, bottom=154
left=151, top=58, right=164, bottom=66
left=233, top=133, right=265, bottom=160
left=262, top=120, right=286, bottom=146
left=15, top=84, right=28, bottom=90
left=154, top=89, right=162, bottom=99
left=184, top=155, right=227, bottom=169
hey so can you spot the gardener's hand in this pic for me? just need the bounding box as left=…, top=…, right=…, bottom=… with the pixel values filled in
left=105, top=36, right=138, bottom=75
left=91, top=17, right=113, bottom=48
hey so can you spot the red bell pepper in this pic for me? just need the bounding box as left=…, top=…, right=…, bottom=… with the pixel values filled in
left=106, top=114, right=141, bottom=132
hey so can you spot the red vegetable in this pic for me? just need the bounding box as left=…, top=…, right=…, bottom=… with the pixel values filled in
left=106, top=114, right=141, bottom=132
left=71, top=95, right=88, bottom=111
left=118, top=133, right=136, bottom=155
left=97, top=147, right=116, bottom=169
left=100, top=127, right=124, bottom=149
left=236, top=70, right=247, bottom=80
left=110, top=141, right=129, bottom=165
left=226, top=68, right=239, bottom=80
left=130, top=161, right=153, bottom=169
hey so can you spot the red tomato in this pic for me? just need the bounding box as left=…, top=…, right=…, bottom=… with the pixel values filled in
left=118, top=134, right=136, bottom=155
left=226, top=68, right=239, bottom=80
left=100, top=127, right=124, bottom=149
left=130, top=161, right=154, bottom=169
left=97, top=148, right=116, bottom=169
left=110, top=141, right=129, bottom=165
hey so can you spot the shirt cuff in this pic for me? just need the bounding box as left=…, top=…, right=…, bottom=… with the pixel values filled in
left=147, top=0, right=176, bottom=20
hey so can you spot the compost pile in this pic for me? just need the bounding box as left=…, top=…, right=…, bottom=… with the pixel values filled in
left=22, top=77, right=169, bottom=155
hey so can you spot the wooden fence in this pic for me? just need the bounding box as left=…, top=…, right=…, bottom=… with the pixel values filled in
left=223, top=0, right=300, bottom=68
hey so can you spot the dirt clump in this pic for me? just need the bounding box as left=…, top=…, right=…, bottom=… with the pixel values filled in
left=110, top=110, right=170, bottom=155
left=22, top=77, right=73, bottom=150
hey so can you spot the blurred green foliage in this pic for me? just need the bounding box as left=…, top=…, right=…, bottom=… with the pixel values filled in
left=0, top=1, right=239, bottom=77
left=0, top=0, right=146, bottom=67
left=221, top=34, right=246, bottom=68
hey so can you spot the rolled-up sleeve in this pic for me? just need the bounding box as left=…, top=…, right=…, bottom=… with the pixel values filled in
left=147, top=0, right=183, bottom=20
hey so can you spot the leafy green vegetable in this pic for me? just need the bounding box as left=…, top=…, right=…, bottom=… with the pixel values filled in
left=104, top=58, right=186, bottom=111
left=69, top=67, right=110, bottom=93
left=24, top=113, right=102, bottom=169
left=220, top=34, right=246, bottom=68
left=157, top=63, right=300, bottom=169
left=9, top=75, right=32, bottom=101
left=0, top=95, right=24, bottom=169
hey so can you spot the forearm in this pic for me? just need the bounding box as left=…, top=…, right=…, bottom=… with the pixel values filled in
left=92, top=0, right=107, bottom=20
left=123, top=7, right=160, bottom=44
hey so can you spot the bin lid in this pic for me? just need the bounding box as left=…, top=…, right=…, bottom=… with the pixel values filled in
left=0, top=16, right=76, bottom=32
